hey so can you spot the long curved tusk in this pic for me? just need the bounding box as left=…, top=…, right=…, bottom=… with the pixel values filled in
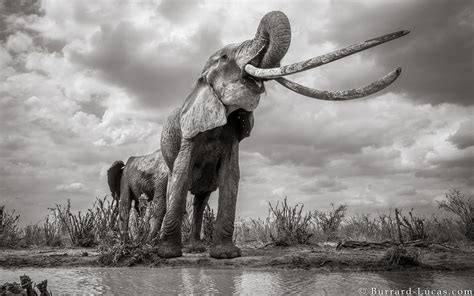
left=245, top=30, right=409, bottom=79
left=275, top=67, right=401, bottom=101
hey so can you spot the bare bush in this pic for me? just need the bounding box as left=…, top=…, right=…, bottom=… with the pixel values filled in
left=425, top=216, right=465, bottom=243
left=382, top=246, right=420, bottom=266
left=53, top=200, right=96, bottom=247
left=396, top=208, right=427, bottom=241
left=234, top=217, right=273, bottom=246
left=0, top=206, right=22, bottom=248
left=438, top=189, right=474, bottom=240
left=202, top=205, right=215, bottom=245
left=268, top=198, right=313, bottom=245
left=92, top=196, right=119, bottom=244
left=128, top=195, right=153, bottom=244
left=43, top=215, right=62, bottom=247
left=23, top=224, right=42, bottom=246
left=314, top=204, right=347, bottom=240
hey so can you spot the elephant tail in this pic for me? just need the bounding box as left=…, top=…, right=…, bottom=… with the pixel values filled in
left=107, top=160, right=125, bottom=200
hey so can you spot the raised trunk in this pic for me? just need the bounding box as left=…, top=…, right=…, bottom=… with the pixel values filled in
left=253, top=11, right=291, bottom=68
left=239, top=11, right=291, bottom=69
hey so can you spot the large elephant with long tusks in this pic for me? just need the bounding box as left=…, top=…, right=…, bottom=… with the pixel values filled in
left=118, top=11, right=408, bottom=259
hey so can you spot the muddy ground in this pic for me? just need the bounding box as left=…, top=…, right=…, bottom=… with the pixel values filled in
left=1, top=242, right=473, bottom=271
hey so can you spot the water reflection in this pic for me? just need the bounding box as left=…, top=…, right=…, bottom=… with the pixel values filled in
left=1, top=267, right=473, bottom=295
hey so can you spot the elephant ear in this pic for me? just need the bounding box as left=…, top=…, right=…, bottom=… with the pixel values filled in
left=180, top=79, right=227, bottom=139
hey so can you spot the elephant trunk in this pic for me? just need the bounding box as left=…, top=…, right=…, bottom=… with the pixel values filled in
left=238, top=11, right=291, bottom=69
left=253, top=11, right=291, bottom=68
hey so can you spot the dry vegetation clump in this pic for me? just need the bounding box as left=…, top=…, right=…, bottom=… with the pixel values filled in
left=2, top=189, right=472, bottom=252
left=53, top=199, right=96, bottom=247
left=234, top=217, right=273, bottom=246
left=438, top=189, right=474, bottom=240
left=340, top=213, right=397, bottom=242
left=201, top=205, right=215, bottom=245
left=98, top=242, right=158, bottom=266
left=314, top=204, right=347, bottom=241
left=382, top=246, right=421, bottom=267
left=0, top=206, right=22, bottom=248
left=91, top=196, right=119, bottom=244
left=269, top=198, right=314, bottom=245
left=234, top=198, right=315, bottom=246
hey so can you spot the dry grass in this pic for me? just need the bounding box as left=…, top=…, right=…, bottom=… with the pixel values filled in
left=2, top=189, right=472, bottom=250
left=234, top=198, right=314, bottom=246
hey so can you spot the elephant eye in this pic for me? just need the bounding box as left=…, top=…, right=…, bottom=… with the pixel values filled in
left=220, top=54, right=228, bottom=61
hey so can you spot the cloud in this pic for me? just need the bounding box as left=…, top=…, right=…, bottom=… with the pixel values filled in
left=55, top=182, right=86, bottom=193
left=0, top=0, right=472, bottom=224
left=448, top=120, right=474, bottom=149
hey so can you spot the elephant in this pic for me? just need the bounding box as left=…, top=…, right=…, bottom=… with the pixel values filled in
left=120, top=11, right=408, bottom=259
left=107, top=150, right=169, bottom=241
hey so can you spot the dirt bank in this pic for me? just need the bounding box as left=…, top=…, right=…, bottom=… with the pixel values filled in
left=1, top=243, right=473, bottom=271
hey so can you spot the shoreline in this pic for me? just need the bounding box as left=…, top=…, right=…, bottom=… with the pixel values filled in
left=1, top=243, right=473, bottom=271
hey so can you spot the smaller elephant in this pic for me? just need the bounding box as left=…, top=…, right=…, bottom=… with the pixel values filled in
left=107, top=150, right=169, bottom=241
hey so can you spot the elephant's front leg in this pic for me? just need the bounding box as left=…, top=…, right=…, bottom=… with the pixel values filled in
left=210, top=142, right=241, bottom=259
left=158, top=141, right=193, bottom=258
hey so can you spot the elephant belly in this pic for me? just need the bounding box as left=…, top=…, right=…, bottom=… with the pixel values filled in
left=190, top=159, right=219, bottom=195
left=189, top=141, right=227, bottom=195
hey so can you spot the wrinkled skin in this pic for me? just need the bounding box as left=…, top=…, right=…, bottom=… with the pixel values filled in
left=158, top=11, right=291, bottom=259
left=108, top=150, right=169, bottom=241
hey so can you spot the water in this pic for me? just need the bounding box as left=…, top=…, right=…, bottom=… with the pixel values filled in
left=1, top=267, right=473, bottom=295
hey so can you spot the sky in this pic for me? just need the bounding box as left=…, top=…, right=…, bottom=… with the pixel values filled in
left=0, top=0, right=473, bottom=224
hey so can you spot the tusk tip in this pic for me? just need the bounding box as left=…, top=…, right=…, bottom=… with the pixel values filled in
left=402, top=30, right=410, bottom=36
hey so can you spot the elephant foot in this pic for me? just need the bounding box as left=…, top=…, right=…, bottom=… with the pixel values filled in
left=210, top=243, right=241, bottom=259
left=157, top=241, right=182, bottom=258
left=184, top=240, right=207, bottom=253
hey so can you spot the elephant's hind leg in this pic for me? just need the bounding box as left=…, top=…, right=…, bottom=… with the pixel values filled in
left=119, top=186, right=133, bottom=241
left=186, top=192, right=211, bottom=253
left=148, top=171, right=169, bottom=242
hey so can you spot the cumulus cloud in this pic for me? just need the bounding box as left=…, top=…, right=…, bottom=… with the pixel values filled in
left=55, top=182, right=85, bottom=193
left=0, top=0, right=472, bottom=223
left=448, top=120, right=474, bottom=149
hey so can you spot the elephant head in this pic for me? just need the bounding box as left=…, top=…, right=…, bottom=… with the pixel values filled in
left=180, top=11, right=292, bottom=139
left=180, top=11, right=409, bottom=140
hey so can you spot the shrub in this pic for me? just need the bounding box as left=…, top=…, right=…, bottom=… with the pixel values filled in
left=382, top=246, right=420, bottom=266
left=91, top=196, right=119, bottom=245
left=425, top=216, right=465, bottom=243
left=396, top=208, right=427, bottom=241
left=268, top=198, right=313, bottom=245
left=202, top=204, right=215, bottom=245
left=438, top=189, right=474, bottom=240
left=234, top=217, right=273, bottom=246
left=0, top=206, right=22, bottom=248
left=23, top=224, right=43, bottom=247
left=53, top=200, right=96, bottom=247
left=43, top=215, right=62, bottom=247
left=314, top=204, right=347, bottom=240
